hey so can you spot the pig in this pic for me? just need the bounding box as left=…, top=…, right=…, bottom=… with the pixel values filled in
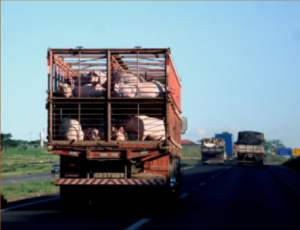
left=112, top=72, right=146, bottom=85
left=83, top=128, right=99, bottom=140
left=59, top=118, right=84, bottom=141
left=88, top=70, right=107, bottom=86
left=114, top=80, right=165, bottom=98
left=55, top=82, right=75, bottom=98
left=83, top=126, right=128, bottom=141
left=75, top=70, right=107, bottom=86
left=111, top=126, right=128, bottom=141
left=124, top=115, right=165, bottom=141
left=73, top=83, right=106, bottom=97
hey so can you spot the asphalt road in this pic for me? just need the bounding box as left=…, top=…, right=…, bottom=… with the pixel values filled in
left=2, top=163, right=300, bottom=230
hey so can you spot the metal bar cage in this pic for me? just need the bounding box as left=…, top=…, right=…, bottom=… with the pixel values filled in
left=48, top=48, right=169, bottom=143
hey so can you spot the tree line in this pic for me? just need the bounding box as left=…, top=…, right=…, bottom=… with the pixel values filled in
left=1, top=133, right=47, bottom=152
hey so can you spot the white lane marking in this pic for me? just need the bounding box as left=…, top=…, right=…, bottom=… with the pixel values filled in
left=182, top=166, right=194, bottom=171
left=1, top=197, right=60, bottom=212
left=200, top=182, right=206, bottom=186
left=226, top=166, right=231, bottom=169
left=179, top=193, right=189, bottom=199
left=124, top=218, right=151, bottom=230
left=211, top=176, right=215, bottom=179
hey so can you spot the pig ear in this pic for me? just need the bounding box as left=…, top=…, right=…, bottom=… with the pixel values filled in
left=70, top=84, right=75, bottom=90
left=58, top=81, right=62, bottom=86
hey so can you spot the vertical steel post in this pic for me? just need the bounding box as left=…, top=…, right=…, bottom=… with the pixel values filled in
left=107, top=50, right=111, bottom=98
left=107, top=50, right=111, bottom=142
left=165, top=51, right=169, bottom=146
left=49, top=49, right=53, bottom=142
left=107, top=102, right=111, bottom=142
left=78, top=50, right=81, bottom=97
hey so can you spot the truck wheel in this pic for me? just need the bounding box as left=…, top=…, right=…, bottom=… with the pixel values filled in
left=238, top=162, right=243, bottom=167
left=166, top=159, right=180, bottom=208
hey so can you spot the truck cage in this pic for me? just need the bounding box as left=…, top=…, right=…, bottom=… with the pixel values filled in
left=46, top=48, right=182, bottom=158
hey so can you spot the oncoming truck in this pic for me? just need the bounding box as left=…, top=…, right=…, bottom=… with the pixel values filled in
left=46, top=47, right=186, bottom=205
left=235, top=131, right=265, bottom=167
left=201, top=138, right=226, bottom=165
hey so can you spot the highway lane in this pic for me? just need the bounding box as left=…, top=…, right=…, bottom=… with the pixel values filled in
left=2, top=163, right=300, bottom=230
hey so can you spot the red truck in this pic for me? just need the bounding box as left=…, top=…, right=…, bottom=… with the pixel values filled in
left=46, top=47, right=186, bottom=205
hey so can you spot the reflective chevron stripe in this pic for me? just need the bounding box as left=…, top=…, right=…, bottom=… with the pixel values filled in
left=55, top=179, right=165, bottom=185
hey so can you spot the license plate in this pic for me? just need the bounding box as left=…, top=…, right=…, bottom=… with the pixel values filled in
left=248, top=155, right=253, bottom=158
left=94, top=172, right=125, bottom=179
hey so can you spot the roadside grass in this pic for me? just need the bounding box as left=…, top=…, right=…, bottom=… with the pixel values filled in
left=1, top=180, right=59, bottom=202
left=283, top=156, right=300, bottom=171
left=1, top=148, right=59, bottom=177
left=182, top=145, right=201, bottom=158
left=181, top=159, right=201, bottom=167
left=1, top=164, right=53, bottom=178
left=1, top=148, right=59, bottom=164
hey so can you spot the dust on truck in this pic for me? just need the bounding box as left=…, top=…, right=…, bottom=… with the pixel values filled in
left=46, top=48, right=187, bottom=204
left=201, top=138, right=226, bottom=165
left=235, top=131, right=265, bottom=167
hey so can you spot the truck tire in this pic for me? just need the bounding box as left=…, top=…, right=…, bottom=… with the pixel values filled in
left=238, top=162, right=243, bottom=167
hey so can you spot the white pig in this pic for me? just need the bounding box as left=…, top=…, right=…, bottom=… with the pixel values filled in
left=124, top=115, right=165, bottom=141
left=59, top=118, right=84, bottom=141
left=73, top=84, right=106, bottom=97
left=75, top=70, right=107, bottom=86
left=55, top=82, right=75, bottom=98
left=111, top=126, right=128, bottom=141
left=113, top=72, right=146, bottom=85
left=114, top=80, right=165, bottom=98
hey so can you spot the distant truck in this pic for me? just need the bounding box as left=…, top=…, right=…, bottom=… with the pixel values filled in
left=235, top=131, right=265, bottom=167
left=201, top=138, right=226, bottom=165
left=215, top=133, right=234, bottom=161
left=46, top=47, right=187, bottom=205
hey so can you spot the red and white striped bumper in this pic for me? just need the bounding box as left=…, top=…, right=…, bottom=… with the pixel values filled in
left=55, top=178, right=165, bottom=186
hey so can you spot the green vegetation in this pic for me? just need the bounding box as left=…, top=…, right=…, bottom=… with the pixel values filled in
left=283, top=156, right=300, bottom=171
left=181, top=145, right=201, bottom=158
left=1, top=148, right=59, bottom=177
left=265, top=139, right=285, bottom=154
left=1, top=180, right=59, bottom=202
left=181, top=158, right=201, bottom=167
left=1, top=133, right=47, bottom=152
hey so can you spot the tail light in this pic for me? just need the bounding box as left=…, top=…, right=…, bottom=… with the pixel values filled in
left=69, top=163, right=76, bottom=167
left=144, top=161, right=151, bottom=170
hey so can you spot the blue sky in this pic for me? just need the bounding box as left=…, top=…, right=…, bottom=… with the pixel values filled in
left=1, top=1, right=300, bottom=148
